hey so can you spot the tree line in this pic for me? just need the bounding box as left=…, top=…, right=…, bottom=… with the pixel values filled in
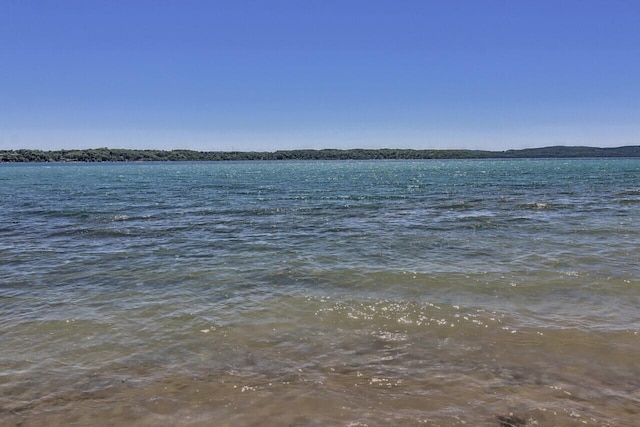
left=1, top=146, right=639, bottom=163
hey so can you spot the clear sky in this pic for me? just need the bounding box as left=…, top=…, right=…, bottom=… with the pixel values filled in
left=1, top=0, right=639, bottom=151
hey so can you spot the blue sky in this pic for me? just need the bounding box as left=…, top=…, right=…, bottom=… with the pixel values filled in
left=1, top=0, right=639, bottom=151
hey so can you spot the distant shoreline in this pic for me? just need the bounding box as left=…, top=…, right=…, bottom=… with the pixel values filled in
left=2, top=145, right=640, bottom=162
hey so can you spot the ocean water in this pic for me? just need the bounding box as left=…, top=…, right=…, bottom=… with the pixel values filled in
left=1, top=159, right=639, bottom=426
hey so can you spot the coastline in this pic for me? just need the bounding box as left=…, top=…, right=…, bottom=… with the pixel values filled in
left=2, top=145, right=640, bottom=163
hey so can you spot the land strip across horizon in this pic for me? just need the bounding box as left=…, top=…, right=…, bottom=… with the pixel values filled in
left=1, top=145, right=640, bottom=162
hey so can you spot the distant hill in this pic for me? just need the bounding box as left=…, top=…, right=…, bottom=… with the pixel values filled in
left=1, top=146, right=640, bottom=162
left=503, top=146, right=640, bottom=158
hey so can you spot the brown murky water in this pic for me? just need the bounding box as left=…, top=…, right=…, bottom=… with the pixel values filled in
left=3, top=288, right=639, bottom=426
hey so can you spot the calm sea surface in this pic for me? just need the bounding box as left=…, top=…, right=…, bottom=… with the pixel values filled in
left=1, top=159, right=639, bottom=426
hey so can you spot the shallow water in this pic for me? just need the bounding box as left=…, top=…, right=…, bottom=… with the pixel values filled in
left=1, top=159, right=639, bottom=426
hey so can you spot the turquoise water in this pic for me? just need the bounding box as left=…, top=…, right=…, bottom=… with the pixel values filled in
left=1, top=159, right=639, bottom=426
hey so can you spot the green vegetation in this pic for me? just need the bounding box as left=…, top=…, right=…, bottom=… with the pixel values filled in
left=1, top=146, right=639, bottom=163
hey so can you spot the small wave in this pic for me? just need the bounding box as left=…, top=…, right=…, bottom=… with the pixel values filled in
left=616, top=189, right=640, bottom=196
left=517, top=202, right=550, bottom=210
left=618, top=198, right=640, bottom=205
left=102, top=213, right=154, bottom=223
left=517, top=201, right=577, bottom=211
left=371, top=330, right=409, bottom=342
left=48, top=227, right=145, bottom=238
left=439, top=201, right=469, bottom=209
